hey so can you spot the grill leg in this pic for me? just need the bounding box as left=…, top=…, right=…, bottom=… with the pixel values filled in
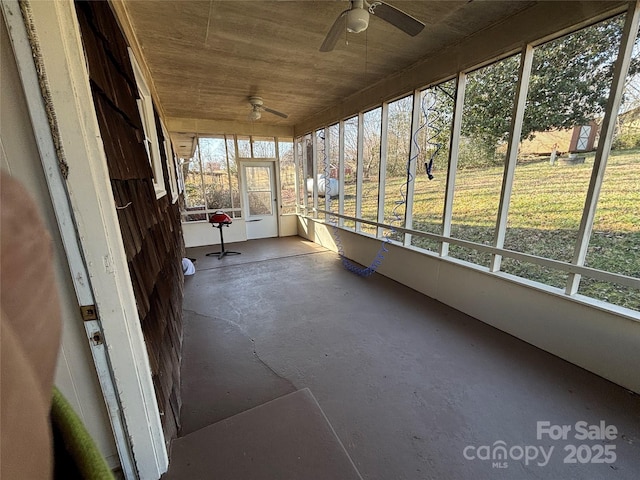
left=206, top=223, right=241, bottom=260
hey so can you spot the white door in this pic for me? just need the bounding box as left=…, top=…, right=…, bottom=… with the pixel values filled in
left=241, top=162, right=278, bottom=239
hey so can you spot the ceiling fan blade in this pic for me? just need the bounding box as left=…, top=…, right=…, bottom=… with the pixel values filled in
left=369, top=1, right=425, bottom=37
left=320, top=10, right=349, bottom=52
left=262, top=106, right=289, bottom=119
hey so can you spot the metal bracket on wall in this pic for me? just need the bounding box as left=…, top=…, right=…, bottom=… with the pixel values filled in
left=91, top=331, right=104, bottom=346
left=80, top=304, right=98, bottom=321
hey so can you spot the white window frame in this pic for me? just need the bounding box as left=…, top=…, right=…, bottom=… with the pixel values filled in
left=176, top=158, right=185, bottom=194
left=161, top=122, right=179, bottom=203
left=129, top=48, right=166, bottom=199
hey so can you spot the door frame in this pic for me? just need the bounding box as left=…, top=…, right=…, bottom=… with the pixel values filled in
left=2, top=1, right=167, bottom=477
left=239, top=159, right=280, bottom=239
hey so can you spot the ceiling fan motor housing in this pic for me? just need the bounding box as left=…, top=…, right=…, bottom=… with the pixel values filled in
left=249, top=96, right=264, bottom=107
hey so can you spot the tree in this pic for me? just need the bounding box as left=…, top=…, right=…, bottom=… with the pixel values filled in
left=386, top=96, right=413, bottom=177
left=343, top=117, right=358, bottom=182
left=462, top=15, right=638, bottom=157
left=362, top=107, right=382, bottom=179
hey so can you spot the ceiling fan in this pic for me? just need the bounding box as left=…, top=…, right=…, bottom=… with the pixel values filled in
left=248, top=96, right=288, bottom=121
left=320, top=0, right=425, bottom=52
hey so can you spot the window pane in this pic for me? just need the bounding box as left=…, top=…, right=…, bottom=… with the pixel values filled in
left=328, top=124, right=340, bottom=215
left=449, top=55, right=520, bottom=266
left=411, top=80, right=456, bottom=252
left=226, top=136, right=241, bottom=217
left=343, top=116, right=358, bottom=230
left=182, top=212, right=207, bottom=222
left=316, top=129, right=327, bottom=219
left=579, top=22, right=640, bottom=311
left=279, top=139, right=296, bottom=215
left=295, top=137, right=305, bottom=212
left=384, top=95, right=413, bottom=243
left=199, top=136, right=232, bottom=210
left=303, top=133, right=313, bottom=213
left=502, top=16, right=624, bottom=288
left=252, top=136, right=276, bottom=158
left=183, top=145, right=204, bottom=210
left=237, top=135, right=251, bottom=158
left=361, top=107, right=382, bottom=235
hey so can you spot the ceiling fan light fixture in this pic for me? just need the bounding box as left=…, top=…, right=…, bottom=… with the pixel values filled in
left=249, top=109, right=261, bottom=121
left=346, top=8, right=369, bottom=33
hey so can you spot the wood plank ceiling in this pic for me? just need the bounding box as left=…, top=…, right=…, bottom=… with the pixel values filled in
left=119, top=0, right=532, bottom=125
left=121, top=1, right=535, bottom=139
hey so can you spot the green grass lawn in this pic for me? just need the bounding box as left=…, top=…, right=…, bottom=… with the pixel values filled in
left=340, top=149, right=639, bottom=311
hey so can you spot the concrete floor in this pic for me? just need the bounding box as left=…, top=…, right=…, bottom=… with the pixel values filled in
left=178, top=236, right=640, bottom=480
left=164, top=388, right=363, bottom=479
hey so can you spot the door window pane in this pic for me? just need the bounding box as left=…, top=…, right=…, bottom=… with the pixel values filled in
left=248, top=192, right=272, bottom=215
left=246, top=166, right=273, bottom=216
left=246, top=166, right=271, bottom=190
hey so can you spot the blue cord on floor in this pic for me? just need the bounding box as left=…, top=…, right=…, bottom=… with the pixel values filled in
left=319, top=131, right=387, bottom=277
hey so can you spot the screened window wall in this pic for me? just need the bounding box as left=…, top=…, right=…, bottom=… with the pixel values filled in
left=182, top=134, right=296, bottom=223
left=295, top=10, right=640, bottom=313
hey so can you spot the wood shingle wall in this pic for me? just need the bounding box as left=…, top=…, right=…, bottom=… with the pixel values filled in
left=75, top=0, right=184, bottom=444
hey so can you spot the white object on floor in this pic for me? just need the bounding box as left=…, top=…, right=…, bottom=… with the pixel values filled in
left=182, top=258, right=196, bottom=275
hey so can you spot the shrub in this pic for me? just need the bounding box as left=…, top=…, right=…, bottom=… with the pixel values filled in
left=612, top=131, right=640, bottom=150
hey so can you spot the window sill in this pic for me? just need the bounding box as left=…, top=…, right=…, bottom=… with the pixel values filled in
left=154, top=185, right=167, bottom=200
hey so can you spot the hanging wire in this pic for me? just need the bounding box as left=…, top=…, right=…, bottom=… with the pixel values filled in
left=423, top=89, right=443, bottom=180
left=385, top=92, right=434, bottom=244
